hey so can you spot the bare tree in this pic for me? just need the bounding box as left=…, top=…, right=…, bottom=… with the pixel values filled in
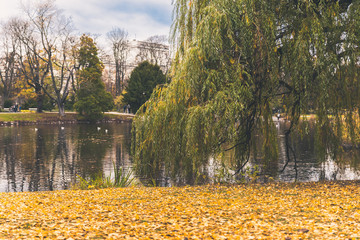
left=107, top=27, right=128, bottom=96
left=137, top=35, right=171, bottom=74
left=22, top=0, right=76, bottom=116
left=147, top=35, right=168, bottom=45
left=0, top=20, right=20, bottom=109
left=99, top=52, right=114, bottom=94
left=9, top=17, right=50, bottom=113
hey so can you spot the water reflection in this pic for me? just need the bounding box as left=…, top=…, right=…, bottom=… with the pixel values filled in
left=1, top=120, right=360, bottom=192
left=0, top=123, right=132, bottom=192
left=257, top=119, right=360, bottom=182
left=138, top=119, right=360, bottom=186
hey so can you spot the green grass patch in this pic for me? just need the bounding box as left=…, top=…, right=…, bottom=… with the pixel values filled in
left=0, top=112, right=133, bottom=123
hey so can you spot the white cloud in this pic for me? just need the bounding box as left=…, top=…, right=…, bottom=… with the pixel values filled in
left=0, top=0, right=22, bottom=22
left=0, top=0, right=172, bottom=41
left=57, top=0, right=172, bottom=40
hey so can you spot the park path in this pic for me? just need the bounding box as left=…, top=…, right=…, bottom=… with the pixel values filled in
left=106, top=111, right=135, bottom=117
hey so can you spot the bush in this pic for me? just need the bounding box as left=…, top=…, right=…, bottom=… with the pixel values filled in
left=4, top=99, right=13, bottom=108
left=65, top=94, right=76, bottom=111
left=21, top=99, right=36, bottom=110
left=21, top=96, right=54, bottom=111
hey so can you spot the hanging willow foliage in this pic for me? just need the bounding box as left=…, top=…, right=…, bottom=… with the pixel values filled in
left=132, top=0, right=360, bottom=184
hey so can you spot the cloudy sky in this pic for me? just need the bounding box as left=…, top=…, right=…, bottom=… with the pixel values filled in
left=0, top=0, right=173, bottom=41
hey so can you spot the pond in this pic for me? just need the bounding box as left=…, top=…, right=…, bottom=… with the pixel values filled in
left=0, top=121, right=359, bottom=192
left=263, top=119, right=360, bottom=182
left=0, top=123, right=132, bottom=192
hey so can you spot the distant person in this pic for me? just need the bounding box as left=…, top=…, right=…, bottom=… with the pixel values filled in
left=127, top=104, right=131, bottom=114
left=123, top=105, right=127, bottom=113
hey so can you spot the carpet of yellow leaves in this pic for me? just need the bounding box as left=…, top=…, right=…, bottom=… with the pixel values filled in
left=0, top=182, right=359, bottom=239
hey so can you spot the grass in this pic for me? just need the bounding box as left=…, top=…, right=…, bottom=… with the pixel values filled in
left=0, top=181, right=359, bottom=239
left=0, top=112, right=77, bottom=122
left=73, top=164, right=135, bottom=190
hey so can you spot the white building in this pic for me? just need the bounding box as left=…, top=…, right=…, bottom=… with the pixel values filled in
left=102, top=39, right=171, bottom=94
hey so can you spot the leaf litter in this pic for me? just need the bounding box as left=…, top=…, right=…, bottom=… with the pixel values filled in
left=0, top=181, right=359, bottom=239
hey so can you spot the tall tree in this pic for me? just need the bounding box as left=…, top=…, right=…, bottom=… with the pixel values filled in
left=0, top=20, right=20, bottom=109
left=107, top=27, right=129, bottom=96
left=132, top=0, right=360, bottom=183
left=22, top=0, right=76, bottom=116
left=123, top=61, right=166, bottom=113
left=74, top=35, right=114, bottom=122
left=9, top=18, right=50, bottom=113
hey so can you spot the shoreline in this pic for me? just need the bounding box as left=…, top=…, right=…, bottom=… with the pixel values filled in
left=0, top=112, right=134, bottom=126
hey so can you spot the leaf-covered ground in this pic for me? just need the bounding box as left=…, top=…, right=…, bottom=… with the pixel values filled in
left=0, top=182, right=359, bottom=239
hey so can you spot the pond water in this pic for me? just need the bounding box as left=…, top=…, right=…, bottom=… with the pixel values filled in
left=265, top=119, right=360, bottom=182
left=0, top=123, right=132, bottom=192
left=0, top=121, right=359, bottom=192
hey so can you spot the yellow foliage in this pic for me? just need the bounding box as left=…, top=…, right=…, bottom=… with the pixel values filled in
left=114, top=91, right=127, bottom=110
left=0, top=182, right=359, bottom=239
left=17, top=88, right=37, bottom=100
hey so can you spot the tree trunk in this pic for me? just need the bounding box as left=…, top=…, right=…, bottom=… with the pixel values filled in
left=36, top=87, right=44, bottom=113
left=57, top=100, right=65, bottom=117
left=1, top=88, right=11, bottom=109
left=0, top=94, right=4, bottom=109
left=115, top=61, right=121, bottom=96
left=58, top=106, right=65, bottom=117
left=120, top=71, right=125, bottom=93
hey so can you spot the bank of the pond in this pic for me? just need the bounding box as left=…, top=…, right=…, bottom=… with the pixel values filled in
left=0, top=112, right=134, bottom=126
left=0, top=182, right=358, bottom=239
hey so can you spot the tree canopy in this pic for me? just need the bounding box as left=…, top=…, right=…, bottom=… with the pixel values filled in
left=123, top=61, right=166, bottom=113
left=74, top=35, right=114, bottom=122
left=132, top=0, right=360, bottom=184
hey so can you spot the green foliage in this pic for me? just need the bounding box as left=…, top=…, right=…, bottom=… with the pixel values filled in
left=74, top=35, right=114, bottom=122
left=132, top=0, right=360, bottom=184
left=114, top=94, right=124, bottom=111
left=3, top=99, right=13, bottom=108
left=122, top=61, right=166, bottom=113
left=73, top=165, right=134, bottom=190
left=22, top=95, right=54, bottom=111
left=21, top=99, right=37, bottom=110
left=64, top=94, right=76, bottom=111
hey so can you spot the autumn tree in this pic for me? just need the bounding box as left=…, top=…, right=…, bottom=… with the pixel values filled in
left=132, top=0, right=360, bottom=184
left=7, top=17, right=50, bottom=112
left=122, top=61, right=166, bottom=113
left=21, top=0, right=76, bottom=116
left=74, top=35, right=114, bottom=122
left=107, top=27, right=129, bottom=96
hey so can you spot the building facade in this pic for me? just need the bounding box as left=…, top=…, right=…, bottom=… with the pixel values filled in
left=102, top=39, right=171, bottom=95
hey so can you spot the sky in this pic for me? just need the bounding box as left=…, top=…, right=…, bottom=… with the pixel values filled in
left=0, top=0, right=173, bottom=41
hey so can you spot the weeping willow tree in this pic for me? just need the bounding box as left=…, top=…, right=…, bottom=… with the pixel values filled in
left=132, top=0, right=360, bottom=185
